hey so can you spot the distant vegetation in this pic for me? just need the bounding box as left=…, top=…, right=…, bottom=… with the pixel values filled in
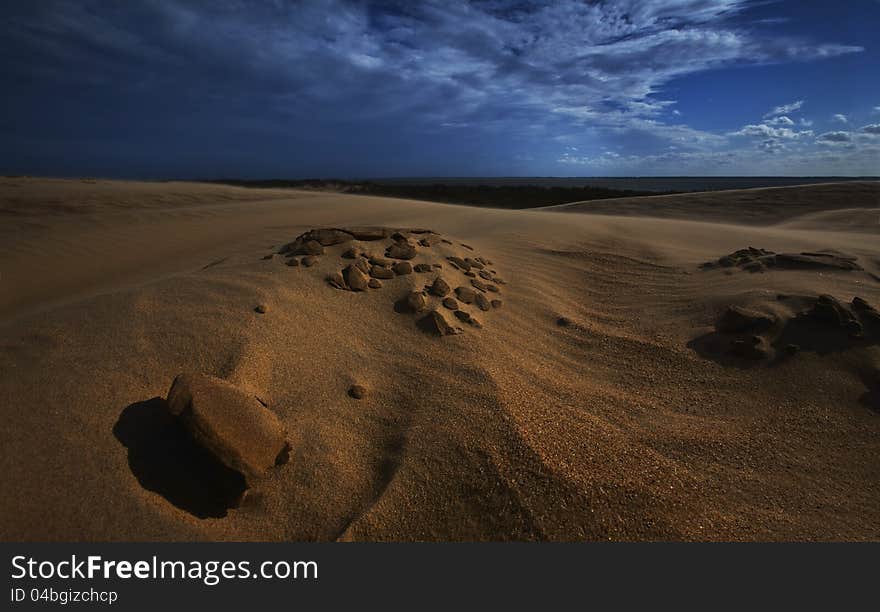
left=208, top=179, right=668, bottom=209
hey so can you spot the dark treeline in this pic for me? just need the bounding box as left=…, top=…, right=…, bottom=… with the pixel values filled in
left=207, top=179, right=669, bottom=209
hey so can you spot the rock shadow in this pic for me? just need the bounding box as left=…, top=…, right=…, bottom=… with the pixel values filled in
left=113, top=397, right=246, bottom=519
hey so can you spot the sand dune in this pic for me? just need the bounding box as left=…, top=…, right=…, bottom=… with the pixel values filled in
left=0, top=178, right=878, bottom=541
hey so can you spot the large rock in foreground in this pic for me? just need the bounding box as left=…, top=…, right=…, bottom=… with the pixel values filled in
left=166, top=374, right=291, bottom=485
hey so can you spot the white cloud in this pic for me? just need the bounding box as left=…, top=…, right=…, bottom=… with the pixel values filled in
left=860, top=124, right=880, bottom=135
left=832, top=113, right=849, bottom=124
left=765, top=115, right=794, bottom=126
left=764, top=100, right=804, bottom=117
left=817, top=131, right=852, bottom=143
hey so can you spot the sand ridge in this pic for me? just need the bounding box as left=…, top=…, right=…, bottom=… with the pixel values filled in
left=0, top=178, right=878, bottom=541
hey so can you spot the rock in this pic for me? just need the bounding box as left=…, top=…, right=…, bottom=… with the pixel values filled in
left=287, top=258, right=300, bottom=267
left=393, top=261, right=413, bottom=275
left=729, top=335, right=769, bottom=360
left=386, top=242, right=417, bottom=260
left=354, top=258, right=370, bottom=274
left=461, top=243, right=474, bottom=251
left=418, top=310, right=461, bottom=336
left=261, top=254, right=275, bottom=261
left=785, top=343, right=800, bottom=355
left=557, top=317, right=572, bottom=327
left=370, top=265, right=394, bottom=279
left=348, top=384, right=367, bottom=400
left=485, top=284, right=500, bottom=293
left=806, top=294, right=853, bottom=328
left=715, top=306, right=774, bottom=334
left=470, top=279, right=489, bottom=292
left=343, top=264, right=369, bottom=291
left=465, top=258, right=484, bottom=270
left=743, top=260, right=765, bottom=273
left=390, top=231, right=409, bottom=242
left=455, top=286, right=476, bottom=304
left=301, top=240, right=325, bottom=256
left=465, top=271, right=476, bottom=278
left=718, top=256, right=737, bottom=267
left=327, top=271, right=346, bottom=290
left=341, top=247, right=361, bottom=259
left=414, top=263, right=433, bottom=273
left=475, top=293, right=491, bottom=311
left=369, top=256, right=393, bottom=267
left=368, top=278, right=382, bottom=289
left=447, top=256, right=470, bottom=271
left=406, top=291, right=428, bottom=313
left=442, top=297, right=458, bottom=310
left=478, top=270, right=493, bottom=280
left=774, top=252, right=861, bottom=271
left=491, top=299, right=502, bottom=309
left=429, top=277, right=451, bottom=297
left=254, top=304, right=267, bottom=314
left=454, top=310, right=482, bottom=328
left=166, top=374, right=290, bottom=486
left=301, top=255, right=318, bottom=267
left=852, top=297, right=876, bottom=312
left=342, top=227, right=388, bottom=241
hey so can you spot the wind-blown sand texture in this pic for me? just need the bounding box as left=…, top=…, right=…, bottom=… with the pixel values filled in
left=0, top=177, right=878, bottom=541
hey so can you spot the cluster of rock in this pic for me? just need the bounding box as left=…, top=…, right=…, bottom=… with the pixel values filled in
left=710, top=294, right=879, bottom=362
left=701, top=247, right=862, bottom=274
left=268, top=226, right=505, bottom=336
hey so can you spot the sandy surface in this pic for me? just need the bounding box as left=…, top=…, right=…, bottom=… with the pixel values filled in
left=0, top=177, right=878, bottom=541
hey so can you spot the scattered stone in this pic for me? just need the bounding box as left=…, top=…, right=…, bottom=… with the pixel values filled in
left=454, top=310, right=481, bottom=327
left=465, top=271, right=476, bottom=278
left=479, top=270, right=493, bottom=280
left=470, top=279, right=489, bottom=292
left=393, top=261, right=413, bottom=275
left=418, top=310, right=461, bottom=336
left=429, top=277, right=451, bottom=297
left=414, top=263, right=433, bottom=273
left=386, top=242, right=417, bottom=260
left=354, top=258, right=370, bottom=274
left=557, top=317, right=572, bottom=327
left=327, top=271, right=346, bottom=290
left=491, top=299, right=502, bottom=309
left=166, top=374, right=291, bottom=486
left=301, top=240, right=325, bottom=256
left=287, top=258, right=300, bottom=267
left=485, top=284, right=500, bottom=293
left=447, top=256, right=470, bottom=271
left=406, top=291, right=428, bottom=313
left=368, top=278, right=382, bottom=289
left=370, top=265, right=394, bottom=279
left=715, top=306, right=775, bottom=334
left=348, top=384, right=367, bottom=400
left=442, top=297, right=458, bottom=310
left=475, top=293, right=491, bottom=311
left=301, top=255, right=318, bottom=267
left=455, top=286, right=476, bottom=304
left=461, top=243, right=474, bottom=251
left=465, top=258, right=484, bottom=270
left=254, top=304, right=267, bottom=314
left=261, top=254, right=275, bottom=261
left=343, top=264, right=369, bottom=291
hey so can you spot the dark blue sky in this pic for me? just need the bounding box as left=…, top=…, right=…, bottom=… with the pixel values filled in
left=2, top=0, right=878, bottom=178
